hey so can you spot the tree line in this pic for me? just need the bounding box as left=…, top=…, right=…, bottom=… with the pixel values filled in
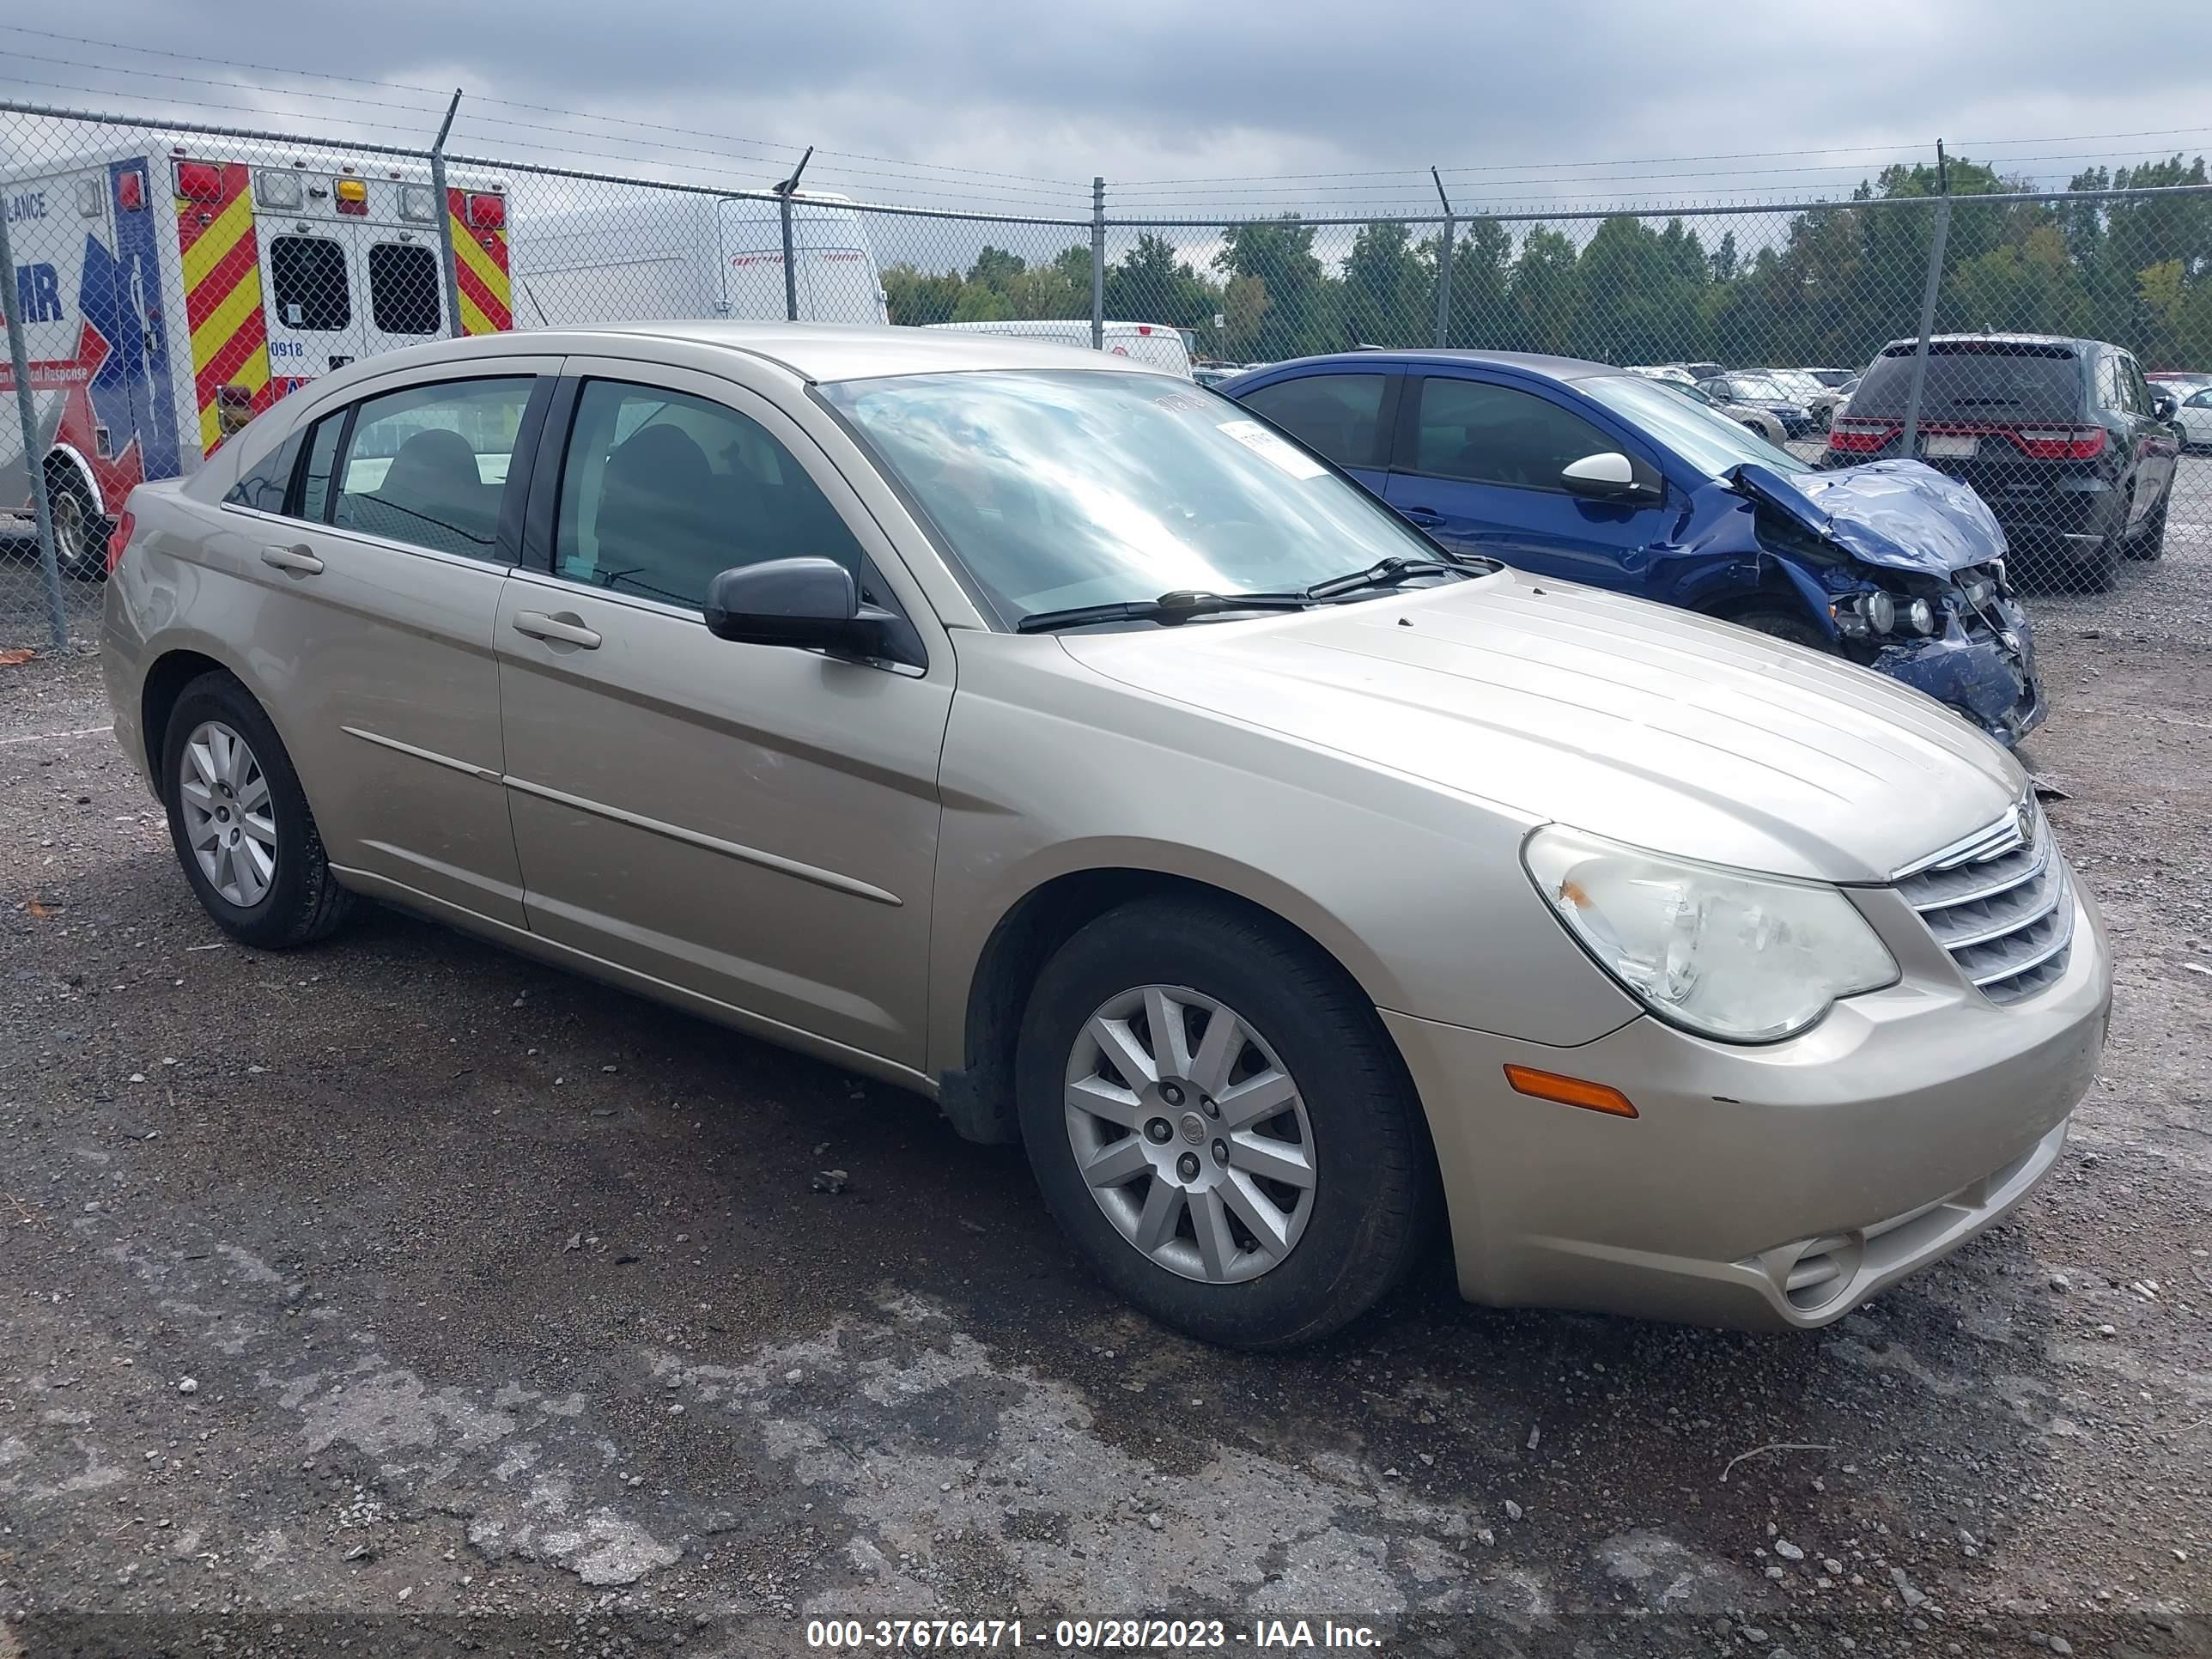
left=878, top=155, right=2212, bottom=372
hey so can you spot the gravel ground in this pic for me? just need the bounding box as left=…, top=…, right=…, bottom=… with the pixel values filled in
left=2, top=534, right=2208, bottom=1658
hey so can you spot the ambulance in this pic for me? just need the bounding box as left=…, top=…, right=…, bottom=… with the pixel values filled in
left=2, top=139, right=513, bottom=577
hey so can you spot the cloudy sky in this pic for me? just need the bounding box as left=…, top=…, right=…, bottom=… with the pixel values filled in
left=6, top=1, right=2212, bottom=217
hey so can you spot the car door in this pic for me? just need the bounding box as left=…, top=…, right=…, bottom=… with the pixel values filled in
left=1381, top=372, right=1672, bottom=589
left=2120, top=353, right=2178, bottom=519
left=1231, top=368, right=1399, bottom=495
left=2182, top=388, right=2212, bottom=450
left=238, top=363, right=555, bottom=927
left=494, top=361, right=951, bottom=1071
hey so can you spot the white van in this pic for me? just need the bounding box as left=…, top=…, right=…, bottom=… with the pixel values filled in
left=512, top=191, right=888, bottom=328
left=926, top=319, right=1194, bottom=379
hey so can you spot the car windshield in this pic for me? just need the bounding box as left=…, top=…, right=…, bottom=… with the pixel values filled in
left=1580, top=374, right=1812, bottom=478
left=822, top=369, right=1444, bottom=624
left=1725, top=375, right=1793, bottom=402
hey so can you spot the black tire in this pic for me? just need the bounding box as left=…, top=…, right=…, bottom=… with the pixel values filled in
left=160, top=672, right=356, bottom=949
left=1015, top=896, right=1437, bottom=1349
left=2126, top=496, right=2167, bottom=562
left=44, top=464, right=106, bottom=581
left=1729, top=604, right=1832, bottom=652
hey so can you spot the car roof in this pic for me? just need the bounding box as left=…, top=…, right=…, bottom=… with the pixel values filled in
left=581, top=320, right=1170, bottom=382
left=1251, top=348, right=1623, bottom=381
left=1877, top=331, right=2095, bottom=354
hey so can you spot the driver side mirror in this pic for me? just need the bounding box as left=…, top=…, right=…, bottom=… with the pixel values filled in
left=2149, top=391, right=2179, bottom=422
left=703, top=556, right=903, bottom=659
left=1559, top=451, right=1654, bottom=501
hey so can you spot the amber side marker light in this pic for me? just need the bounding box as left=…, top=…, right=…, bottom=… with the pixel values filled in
left=1504, top=1064, right=1638, bottom=1118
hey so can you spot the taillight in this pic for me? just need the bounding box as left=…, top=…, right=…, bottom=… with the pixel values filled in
left=334, top=176, right=369, bottom=216
left=1826, top=419, right=1897, bottom=454
left=173, top=160, right=224, bottom=202
left=2011, top=426, right=2106, bottom=460
left=114, top=167, right=146, bottom=212
left=465, top=191, right=505, bottom=230
left=106, top=509, right=136, bottom=573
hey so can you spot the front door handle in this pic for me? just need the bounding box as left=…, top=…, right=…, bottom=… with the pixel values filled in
left=512, top=611, right=603, bottom=650
left=1399, top=506, right=1445, bottom=526
left=260, top=544, right=324, bottom=574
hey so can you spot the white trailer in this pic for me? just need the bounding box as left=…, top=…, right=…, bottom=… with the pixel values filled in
left=3, top=138, right=512, bottom=575
left=511, top=191, right=889, bottom=330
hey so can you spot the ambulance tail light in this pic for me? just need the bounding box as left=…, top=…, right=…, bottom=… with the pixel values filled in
left=173, top=161, right=225, bottom=203
left=114, top=168, right=147, bottom=212
left=254, top=169, right=305, bottom=211
left=398, top=183, right=439, bottom=223
left=106, top=509, right=137, bottom=574
left=334, top=177, right=369, bottom=216
left=465, top=191, right=505, bottom=230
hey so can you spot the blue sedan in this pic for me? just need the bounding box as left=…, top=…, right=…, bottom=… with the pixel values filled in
left=1222, top=350, right=2045, bottom=745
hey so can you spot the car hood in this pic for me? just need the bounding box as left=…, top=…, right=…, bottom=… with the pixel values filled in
left=1732, top=459, right=2006, bottom=576
left=1057, top=570, right=2026, bottom=884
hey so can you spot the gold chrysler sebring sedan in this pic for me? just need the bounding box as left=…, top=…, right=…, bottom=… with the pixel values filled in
left=103, top=325, right=2112, bottom=1347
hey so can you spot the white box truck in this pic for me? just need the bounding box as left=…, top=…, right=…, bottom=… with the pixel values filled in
left=925, top=319, right=1195, bottom=379
left=511, top=191, right=889, bottom=330
left=3, top=138, right=513, bottom=575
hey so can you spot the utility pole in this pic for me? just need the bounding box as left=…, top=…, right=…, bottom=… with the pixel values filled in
left=775, top=147, right=815, bottom=323
left=1431, top=167, right=1455, bottom=349
left=429, top=89, right=466, bottom=339
left=1900, top=139, right=1953, bottom=457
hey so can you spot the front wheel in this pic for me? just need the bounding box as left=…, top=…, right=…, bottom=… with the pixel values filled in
left=1730, top=604, right=1832, bottom=652
left=161, top=672, right=357, bottom=949
left=1016, top=896, right=1436, bottom=1348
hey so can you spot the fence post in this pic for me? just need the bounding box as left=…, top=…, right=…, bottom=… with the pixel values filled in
left=1091, top=177, right=1106, bottom=350
left=1899, top=140, right=1952, bottom=457
left=0, top=197, right=70, bottom=651
left=1430, top=167, right=1455, bottom=349
left=775, top=147, right=815, bottom=324
left=428, top=89, right=467, bottom=340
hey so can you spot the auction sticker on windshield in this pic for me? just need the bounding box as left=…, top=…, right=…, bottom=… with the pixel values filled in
left=1218, top=418, right=1328, bottom=479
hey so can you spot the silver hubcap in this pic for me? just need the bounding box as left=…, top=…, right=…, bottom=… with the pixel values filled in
left=179, top=720, right=277, bottom=908
left=1064, top=984, right=1316, bottom=1285
left=52, top=491, right=85, bottom=568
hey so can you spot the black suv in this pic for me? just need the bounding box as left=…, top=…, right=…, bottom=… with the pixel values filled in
left=1824, top=332, right=2182, bottom=590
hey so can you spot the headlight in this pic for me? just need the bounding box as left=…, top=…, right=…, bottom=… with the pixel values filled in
left=1905, top=598, right=1935, bottom=635
left=1522, top=827, right=1898, bottom=1042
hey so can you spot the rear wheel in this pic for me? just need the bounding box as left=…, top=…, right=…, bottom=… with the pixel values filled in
left=2126, top=496, right=2168, bottom=562
left=44, top=465, right=106, bottom=581
left=1730, top=604, right=1832, bottom=652
left=1015, top=896, right=1435, bottom=1349
left=161, top=673, right=356, bottom=949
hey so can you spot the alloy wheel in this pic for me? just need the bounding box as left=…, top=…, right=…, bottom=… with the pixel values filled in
left=179, top=720, right=277, bottom=908
left=1062, top=984, right=1316, bottom=1284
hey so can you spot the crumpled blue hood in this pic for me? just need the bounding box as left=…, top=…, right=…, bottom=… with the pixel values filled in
left=1730, top=459, right=2008, bottom=576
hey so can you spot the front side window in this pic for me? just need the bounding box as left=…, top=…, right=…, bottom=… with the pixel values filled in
left=1237, top=373, right=1388, bottom=468
left=822, top=368, right=1438, bottom=624
left=368, top=243, right=441, bottom=336
left=333, top=377, right=533, bottom=559
left=269, top=236, right=351, bottom=331
left=554, top=380, right=867, bottom=611
left=1581, top=373, right=1808, bottom=477
left=1407, top=376, right=1618, bottom=490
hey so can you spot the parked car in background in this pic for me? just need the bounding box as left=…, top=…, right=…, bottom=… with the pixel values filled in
left=1626, top=364, right=1698, bottom=387
left=1223, top=349, right=2045, bottom=745
left=1697, top=373, right=1818, bottom=438
left=1826, top=333, right=2182, bottom=590
left=1192, top=362, right=1242, bottom=389
left=1670, top=379, right=1788, bottom=444
left=2174, top=384, right=2212, bottom=453
left=104, top=323, right=2109, bottom=1346
left=926, top=319, right=1194, bottom=378
left=1779, top=368, right=1858, bottom=429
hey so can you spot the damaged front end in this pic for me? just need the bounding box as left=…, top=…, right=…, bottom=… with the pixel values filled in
left=1734, top=462, right=2045, bottom=746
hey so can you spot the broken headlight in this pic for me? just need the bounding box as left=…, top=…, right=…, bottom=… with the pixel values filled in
left=1831, top=589, right=1894, bottom=637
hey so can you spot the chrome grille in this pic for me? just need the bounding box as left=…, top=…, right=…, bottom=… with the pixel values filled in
left=1895, top=799, right=2074, bottom=1006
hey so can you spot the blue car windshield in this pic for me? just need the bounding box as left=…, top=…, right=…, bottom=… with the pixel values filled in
left=1579, top=374, right=1813, bottom=480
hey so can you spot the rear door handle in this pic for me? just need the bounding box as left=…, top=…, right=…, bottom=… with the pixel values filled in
left=260, top=544, right=324, bottom=575
left=512, top=611, right=603, bottom=650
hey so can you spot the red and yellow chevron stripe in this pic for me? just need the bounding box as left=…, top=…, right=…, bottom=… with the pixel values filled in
left=176, top=162, right=271, bottom=454
left=447, top=189, right=514, bottom=336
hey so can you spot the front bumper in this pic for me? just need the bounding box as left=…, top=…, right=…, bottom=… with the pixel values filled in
left=1385, top=879, right=2111, bottom=1330
left=1870, top=604, right=2045, bottom=746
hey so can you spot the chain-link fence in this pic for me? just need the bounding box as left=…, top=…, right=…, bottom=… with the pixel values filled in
left=8, top=99, right=2210, bottom=647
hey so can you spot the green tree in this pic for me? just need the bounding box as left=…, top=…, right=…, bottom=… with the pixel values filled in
left=1340, top=220, right=1427, bottom=347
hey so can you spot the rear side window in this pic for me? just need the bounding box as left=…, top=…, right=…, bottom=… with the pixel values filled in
left=222, top=428, right=303, bottom=513
left=333, top=377, right=534, bottom=560
left=269, top=236, right=351, bottom=331
left=368, top=243, right=441, bottom=336
left=299, top=413, right=345, bottom=523
left=1238, top=373, right=1388, bottom=468
left=553, top=379, right=866, bottom=611
left=1852, top=343, right=2081, bottom=422
left=1407, top=376, right=1614, bottom=490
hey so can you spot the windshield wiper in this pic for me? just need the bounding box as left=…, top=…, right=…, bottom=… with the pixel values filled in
left=1015, top=588, right=1314, bottom=634
left=1302, top=552, right=1493, bottom=599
